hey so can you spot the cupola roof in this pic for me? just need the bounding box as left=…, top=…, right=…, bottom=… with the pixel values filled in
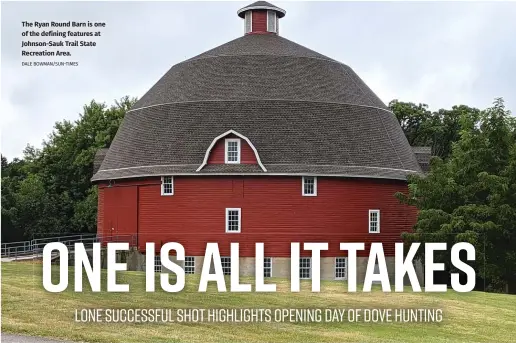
left=237, top=1, right=286, bottom=18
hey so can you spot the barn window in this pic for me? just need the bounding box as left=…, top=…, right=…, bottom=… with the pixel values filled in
left=335, top=257, right=347, bottom=280
left=267, top=10, right=277, bottom=33
left=226, top=208, right=241, bottom=233
left=221, top=256, right=231, bottom=275
left=299, top=257, right=311, bottom=279
left=225, top=138, right=241, bottom=164
left=154, top=255, right=162, bottom=273
left=244, top=11, right=252, bottom=33
left=369, top=209, right=380, bottom=233
left=302, top=176, right=317, bottom=196
left=184, top=256, right=195, bottom=274
left=264, top=257, right=272, bottom=278
left=161, top=176, right=174, bottom=196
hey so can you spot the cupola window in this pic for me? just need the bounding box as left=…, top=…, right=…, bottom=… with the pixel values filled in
left=225, top=138, right=241, bottom=164
left=245, top=11, right=252, bottom=33
left=267, top=10, right=277, bottom=33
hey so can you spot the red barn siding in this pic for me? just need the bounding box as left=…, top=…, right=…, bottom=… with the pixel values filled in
left=251, top=10, right=267, bottom=33
left=98, top=176, right=417, bottom=257
left=207, top=134, right=258, bottom=164
left=97, top=186, right=104, bottom=234
left=102, top=185, right=138, bottom=237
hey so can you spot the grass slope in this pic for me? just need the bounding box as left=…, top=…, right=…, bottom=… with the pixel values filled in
left=2, top=262, right=515, bottom=343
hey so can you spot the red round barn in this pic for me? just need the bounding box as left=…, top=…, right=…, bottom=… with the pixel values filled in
left=92, top=1, right=425, bottom=280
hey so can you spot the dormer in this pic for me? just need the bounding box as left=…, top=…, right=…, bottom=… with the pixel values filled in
left=237, top=1, right=286, bottom=35
left=197, top=130, right=267, bottom=171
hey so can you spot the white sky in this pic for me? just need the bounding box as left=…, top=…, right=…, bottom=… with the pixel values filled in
left=1, top=1, right=515, bottom=159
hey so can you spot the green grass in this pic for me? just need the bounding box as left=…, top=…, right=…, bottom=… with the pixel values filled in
left=2, top=262, right=515, bottom=343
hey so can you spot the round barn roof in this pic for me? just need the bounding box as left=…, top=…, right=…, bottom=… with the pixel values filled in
left=92, top=2, right=422, bottom=182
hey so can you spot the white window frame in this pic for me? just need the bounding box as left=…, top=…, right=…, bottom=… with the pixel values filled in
left=224, top=138, right=241, bottom=164
left=264, top=257, right=272, bottom=278
left=221, top=256, right=231, bottom=275
left=335, top=257, right=347, bottom=280
left=299, top=257, right=311, bottom=279
left=369, top=209, right=380, bottom=233
left=225, top=208, right=242, bottom=233
left=161, top=176, right=174, bottom=196
left=302, top=176, right=317, bottom=196
left=184, top=256, right=195, bottom=274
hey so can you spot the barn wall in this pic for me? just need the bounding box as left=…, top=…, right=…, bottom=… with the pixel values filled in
left=97, top=185, right=104, bottom=234
left=207, top=133, right=258, bottom=164
left=98, top=176, right=417, bottom=257
left=99, top=184, right=138, bottom=237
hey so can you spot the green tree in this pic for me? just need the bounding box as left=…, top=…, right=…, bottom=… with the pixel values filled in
left=1, top=97, right=137, bottom=240
left=390, top=100, right=480, bottom=160
left=1, top=155, right=30, bottom=241
left=397, top=98, right=516, bottom=292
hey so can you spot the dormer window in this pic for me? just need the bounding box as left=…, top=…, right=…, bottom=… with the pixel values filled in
left=225, top=138, right=241, bottom=164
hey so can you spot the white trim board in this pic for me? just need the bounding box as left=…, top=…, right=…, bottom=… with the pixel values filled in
left=196, top=129, right=267, bottom=172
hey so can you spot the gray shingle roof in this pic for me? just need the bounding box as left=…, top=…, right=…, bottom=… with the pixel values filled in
left=92, top=28, right=422, bottom=182
left=93, top=148, right=108, bottom=175
left=131, top=34, right=389, bottom=111
left=412, top=146, right=432, bottom=172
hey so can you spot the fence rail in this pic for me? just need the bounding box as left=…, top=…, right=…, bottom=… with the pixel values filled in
left=1, top=234, right=137, bottom=259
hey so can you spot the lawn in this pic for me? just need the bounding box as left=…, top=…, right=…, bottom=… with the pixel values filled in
left=2, top=262, right=515, bottom=343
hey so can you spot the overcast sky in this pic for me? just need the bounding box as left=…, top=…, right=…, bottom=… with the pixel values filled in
left=1, top=1, right=515, bottom=159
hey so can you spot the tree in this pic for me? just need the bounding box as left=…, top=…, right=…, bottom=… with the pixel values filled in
left=390, top=100, right=480, bottom=160
left=389, top=100, right=434, bottom=147
left=1, top=155, right=29, bottom=241
left=1, top=97, right=137, bottom=241
left=397, top=98, right=516, bottom=292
